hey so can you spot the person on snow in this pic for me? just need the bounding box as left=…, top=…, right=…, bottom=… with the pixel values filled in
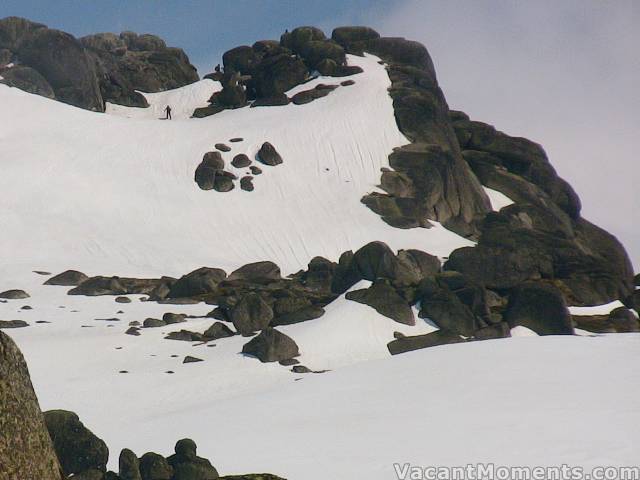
left=164, top=105, right=172, bottom=120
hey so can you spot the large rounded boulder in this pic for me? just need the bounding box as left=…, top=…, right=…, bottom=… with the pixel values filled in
left=166, top=438, right=219, bottom=480
left=168, top=267, right=227, bottom=298
left=0, top=65, right=55, bottom=98
left=17, top=27, right=103, bottom=110
left=241, top=327, right=300, bottom=363
left=504, top=282, right=574, bottom=335
left=43, top=409, right=109, bottom=476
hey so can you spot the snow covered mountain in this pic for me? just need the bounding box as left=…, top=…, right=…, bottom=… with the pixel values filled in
left=1, top=20, right=638, bottom=480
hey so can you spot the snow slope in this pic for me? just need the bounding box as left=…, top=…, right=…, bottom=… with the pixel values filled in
left=104, top=79, right=221, bottom=120
left=0, top=53, right=472, bottom=280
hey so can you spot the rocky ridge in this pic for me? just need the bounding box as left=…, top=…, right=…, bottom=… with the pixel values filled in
left=0, top=16, right=198, bottom=110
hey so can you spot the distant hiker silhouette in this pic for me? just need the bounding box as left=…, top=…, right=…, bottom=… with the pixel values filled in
left=164, top=105, right=172, bottom=120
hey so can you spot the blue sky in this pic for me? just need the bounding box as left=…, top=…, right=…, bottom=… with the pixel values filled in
left=1, top=1, right=638, bottom=266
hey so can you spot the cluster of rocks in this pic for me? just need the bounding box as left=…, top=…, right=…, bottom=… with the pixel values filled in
left=48, top=234, right=640, bottom=361
left=194, top=142, right=280, bottom=193
left=193, top=26, right=366, bottom=117
left=0, top=16, right=198, bottom=110
left=327, top=27, right=637, bottom=328
left=0, top=330, right=285, bottom=479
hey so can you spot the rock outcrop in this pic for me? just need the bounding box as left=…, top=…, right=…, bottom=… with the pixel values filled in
left=0, top=331, right=63, bottom=479
left=0, top=16, right=198, bottom=111
left=81, top=31, right=198, bottom=108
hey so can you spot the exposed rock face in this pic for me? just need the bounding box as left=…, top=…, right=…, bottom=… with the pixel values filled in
left=0, top=331, right=63, bottom=480
left=0, top=16, right=198, bottom=111
left=444, top=209, right=634, bottom=306
left=44, top=410, right=109, bottom=476
left=82, top=31, right=198, bottom=108
left=15, top=25, right=104, bottom=110
left=363, top=143, right=491, bottom=233
left=336, top=30, right=491, bottom=237
left=241, top=327, right=300, bottom=362
left=417, top=276, right=481, bottom=337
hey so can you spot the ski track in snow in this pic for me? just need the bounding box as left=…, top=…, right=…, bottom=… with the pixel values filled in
left=1, top=53, right=638, bottom=478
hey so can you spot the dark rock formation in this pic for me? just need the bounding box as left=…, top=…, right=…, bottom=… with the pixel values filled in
left=388, top=329, right=465, bottom=355
left=168, top=267, right=227, bottom=298
left=183, top=356, right=203, bottom=364
left=45, top=269, right=89, bottom=286
left=167, top=438, right=219, bottom=479
left=271, top=305, right=325, bottom=326
left=203, top=321, right=235, bottom=340
left=44, top=410, right=109, bottom=476
left=139, top=452, right=173, bottom=480
left=256, top=142, right=283, bottom=166
left=0, top=288, right=29, bottom=299
left=0, top=17, right=198, bottom=111
left=291, top=83, right=338, bottom=105
left=503, top=282, right=574, bottom=335
left=331, top=26, right=381, bottom=54
left=82, top=31, right=198, bottom=108
left=195, top=152, right=225, bottom=190
left=165, top=330, right=204, bottom=342
left=228, top=261, right=281, bottom=283
left=16, top=25, right=103, bottom=110
left=0, top=64, right=55, bottom=97
left=250, top=94, right=290, bottom=107
left=0, top=331, right=63, bottom=479
left=68, top=276, right=165, bottom=296
left=573, top=307, right=640, bottom=334
left=362, top=143, right=491, bottom=235
left=346, top=280, right=414, bottom=325
left=417, top=276, right=481, bottom=337
left=143, top=318, right=166, bottom=328
left=0, top=320, right=29, bottom=328
left=231, top=293, right=274, bottom=336
left=231, top=154, right=251, bottom=168
left=119, top=448, right=142, bottom=480
left=240, top=176, right=254, bottom=192
left=444, top=210, right=634, bottom=305
left=241, top=327, right=299, bottom=362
